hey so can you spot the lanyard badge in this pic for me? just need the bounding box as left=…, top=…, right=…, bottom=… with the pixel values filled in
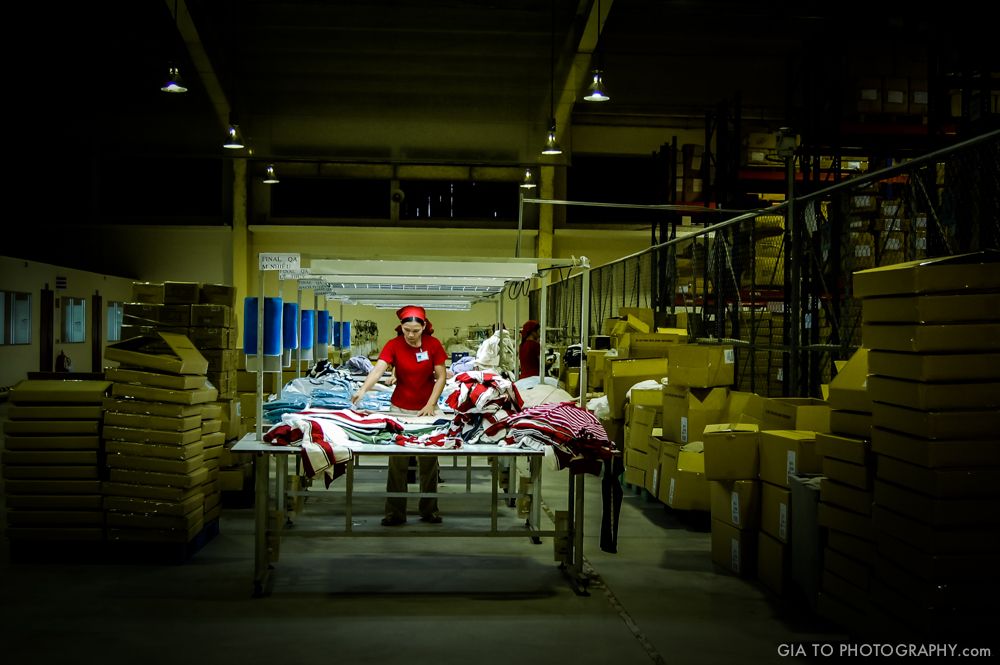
left=415, top=350, right=429, bottom=362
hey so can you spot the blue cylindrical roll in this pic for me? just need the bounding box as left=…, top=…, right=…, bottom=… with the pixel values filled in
left=332, top=318, right=340, bottom=346
left=243, top=296, right=283, bottom=356
left=300, top=310, right=315, bottom=351
left=282, top=302, right=299, bottom=350
left=316, top=311, right=330, bottom=345
left=341, top=321, right=351, bottom=349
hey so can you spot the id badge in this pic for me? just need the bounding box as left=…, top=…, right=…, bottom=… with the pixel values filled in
left=415, top=351, right=429, bottom=362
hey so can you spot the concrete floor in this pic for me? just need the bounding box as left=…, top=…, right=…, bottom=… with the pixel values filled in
left=0, top=417, right=851, bottom=665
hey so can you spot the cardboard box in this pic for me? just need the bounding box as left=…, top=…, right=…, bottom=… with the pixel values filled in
left=702, top=423, right=759, bottom=480
left=856, top=77, right=882, bottom=113
left=827, top=348, right=872, bottom=413
left=106, top=453, right=206, bottom=475
left=644, top=438, right=663, bottom=496
left=657, top=442, right=709, bottom=510
left=616, top=331, right=687, bottom=359
left=123, top=302, right=162, bottom=325
left=862, top=322, right=1000, bottom=353
left=668, top=344, right=735, bottom=388
left=618, top=307, right=654, bottom=331
left=105, top=332, right=209, bottom=376
left=875, top=454, right=1000, bottom=498
left=628, top=388, right=663, bottom=426
left=868, top=375, right=1000, bottom=411
left=872, top=505, right=1000, bottom=555
left=820, top=478, right=872, bottom=515
left=2, top=450, right=98, bottom=466
left=872, top=401, right=1000, bottom=439
left=709, top=480, right=759, bottom=530
left=852, top=251, right=1000, bottom=298
left=762, top=398, right=831, bottom=433
left=3, top=466, right=99, bottom=480
left=868, top=350, right=1000, bottom=381
left=102, top=397, right=203, bottom=419
left=101, top=481, right=203, bottom=502
left=724, top=391, right=765, bottom=427
left=3, top=420, right=99, bottom=435
left=605, top=358, right=669, bottom=419
left=5, top=495, right=103, bottom=510
left=661, top=385, right=727, bottom=444
left=108, top=466, right=209, bottom=490
left=862, top=293, right=1000, bottom=324
left=105, top=367, right=207, bottom=391
left=103, top=412, right=202, bottom=433
left=7, top=405, right=103, bottom=420
left=757, top=531, right=789, bottom=595
left=871, top=427, right=1000, bottom=468
left=106, top=439, right=204, bottom=461
left=236, top=371, right=279, bottom=394
left=829, top=410, right=871, bottom=440
left=131, top=282, right=165, bottom=304
left=875, top=533, right=997, bottom=585
left=190, top=304, right=233, bottom=328
left=758, top=430, right=820, bottom=488
left=163, top=281, right=201, bottom=304
left=873, top=480, right=1000, bottom=527
left=818, top=501, right=873, bottom=541
left=824, top=547, right=869, bottom=590
left=9, top=380, right=112, bottom=404
left=626, top=405, right=657, bottom=454
left=3, top=480, right=101, bottom=496
left=199, top=283, right=237, bottom=307
left=3, top=435, right=101, bottom=451
left=188, top=327, right=237, bottom=350
left=823, top=456, right=871, bottom=490
left=815, top=432, right=869, bottom=465
left=883, top=76, right=909, bottom=113
left=158, top=304, right=192, bottom=327
left=758, top=481, right=789, bottom=542
left=102, top=425, right=202, bottom=446
left=828, top=529, right=874, bottom=565
left=111, top=382, right=218, bottom=406
left=710, top=519, right=756, bottom=576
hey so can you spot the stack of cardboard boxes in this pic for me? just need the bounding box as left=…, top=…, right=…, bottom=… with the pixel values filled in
left=2, top=380, right=111, bottom=546
left=102, top=332, right=219, bottom=545
left=853, top=252, right=1000, bottom=636
left=705, top=423, right=762, bottom=579
left=814, top=347, right=876, bottom=628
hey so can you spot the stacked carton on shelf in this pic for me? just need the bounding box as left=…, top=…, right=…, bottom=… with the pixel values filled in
left=103, top=332, right=219, bottom=546
left=704, top=423, right=761, bottom=580
left=852, top=251, right=1000, bottom=637
left=2, top=380, right=112, bottom=546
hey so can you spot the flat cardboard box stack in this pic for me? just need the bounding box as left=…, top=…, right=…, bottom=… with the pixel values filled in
left=815, top=347, right=876, bottom=625
left=125, top=280, right=242, bottom=443
left=2, top=380, right=111, bottom=544
left=103, top=332, right=218, bottom=545
left=853, top=251, right=1000, bottom=636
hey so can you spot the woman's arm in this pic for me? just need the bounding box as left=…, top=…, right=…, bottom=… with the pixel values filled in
left=418, top=364, right=447, bottom=416
left=351, top=359, right=390, bottom=405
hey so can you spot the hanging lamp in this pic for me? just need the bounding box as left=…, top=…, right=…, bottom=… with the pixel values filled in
left=519, top=168, right=537, bottom=189
left=540, top=0, right=563, bottom=156
left=223, top=123, right=245, bottom=149
left=160, top=0, right=188, bottom=93
left=583, top=0, right=610, bottom=102
left=263, top=164, right=280, bottom=184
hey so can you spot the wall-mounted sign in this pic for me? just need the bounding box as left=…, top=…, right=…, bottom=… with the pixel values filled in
left=279, top=269, right=310, bottom=280
left=259, top=253, right=301, bottom=271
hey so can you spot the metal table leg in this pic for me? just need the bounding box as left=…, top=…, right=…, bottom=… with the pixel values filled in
left=253, top=451, right=271, bottom=597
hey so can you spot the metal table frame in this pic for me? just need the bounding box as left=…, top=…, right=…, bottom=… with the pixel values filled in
left=233, top=434, right=590, bottom=597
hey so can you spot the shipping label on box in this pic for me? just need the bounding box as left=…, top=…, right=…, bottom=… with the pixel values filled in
left=761, top=481, right=791, bottom=542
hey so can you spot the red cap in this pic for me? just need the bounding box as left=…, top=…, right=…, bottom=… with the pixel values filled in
left=396, top=305, right=427, bottom=321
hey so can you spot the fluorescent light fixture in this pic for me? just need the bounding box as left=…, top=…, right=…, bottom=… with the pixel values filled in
left=263, top=164, right=279, bottom=184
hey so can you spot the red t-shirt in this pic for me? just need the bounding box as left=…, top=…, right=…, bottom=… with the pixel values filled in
left=518, top=339, right=541, bottom=379
left=379, top=335, right=448, bottom=410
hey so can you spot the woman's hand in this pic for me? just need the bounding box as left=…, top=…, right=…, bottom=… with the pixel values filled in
left=417, top=404, right=438, bottom=417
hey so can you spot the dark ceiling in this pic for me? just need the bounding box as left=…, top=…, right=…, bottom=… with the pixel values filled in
left=17, top=0, right=983, bottom=172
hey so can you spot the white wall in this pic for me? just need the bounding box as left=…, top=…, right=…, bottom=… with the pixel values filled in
left=0, top=256, right=135, bottom=386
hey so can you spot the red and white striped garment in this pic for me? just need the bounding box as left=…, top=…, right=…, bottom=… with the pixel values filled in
left=297, top=408, right=405, bottom=434
left=263, top=415, right=352, bottom=488
left=393, top=432, right=463, bottom=449
left=446, top=371, right=523, bottom=444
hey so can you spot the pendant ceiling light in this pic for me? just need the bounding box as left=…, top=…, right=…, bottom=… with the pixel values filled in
left=223, top=123, right=245, bottom=149
left=161, top=0, right=188, bottom=93
left=583, top=0, right=610, bottom=102
left=540, top=0, right=562, bottom=156
left=519, top=168, right=537, bottom=190
left=262, top=164, right=280, bottom=184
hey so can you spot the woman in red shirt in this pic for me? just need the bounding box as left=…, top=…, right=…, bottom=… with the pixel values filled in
left=518, top=320, right=541, bottom=379
left=352, top=305, right=448, bottom=526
